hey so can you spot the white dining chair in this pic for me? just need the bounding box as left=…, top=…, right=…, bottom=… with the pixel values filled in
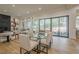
left=28, top=30, right=34, bottom=38
left=19, top=34, right=39, bottom=54
left=40, top=30, right=52, bottom=53
left=28, top=30, right=39, bottom=41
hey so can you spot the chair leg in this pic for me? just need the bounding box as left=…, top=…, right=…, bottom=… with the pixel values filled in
left=46, top=46, right=48, bottom=54
left=27, top=51, right=31, bottom=54
left=49, top=42, right=51, bottom=48
left=40, top=44, right=48, bottom=54
left=37, top=45, right=40, bottom=54
left=20, top=47, right=22, bottom=54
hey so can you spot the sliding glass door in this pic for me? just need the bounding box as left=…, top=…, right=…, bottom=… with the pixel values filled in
left=45, top=18, right=51, bottom=31
left=38, top=16, right=69, bottom=37
left=52, top=18, right=59, bottom=36
left=59, top=17, right=69, bottom=37
left=52, top=16, right=69, bottom=37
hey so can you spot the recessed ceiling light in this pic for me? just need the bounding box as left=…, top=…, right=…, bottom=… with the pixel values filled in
left=38, top=8, right=42, bottom=11
left=26, top=11, right=30, bottom=14
left=12, top=4, right=15, bottom=7
left=3, top=10, right=7, bottom=12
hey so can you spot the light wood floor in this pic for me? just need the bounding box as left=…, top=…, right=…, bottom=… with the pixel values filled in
left=0, top=37, right=79, bottom=54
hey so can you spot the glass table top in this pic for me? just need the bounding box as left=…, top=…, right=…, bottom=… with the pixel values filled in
left=32, top=32, right=47, bottom=40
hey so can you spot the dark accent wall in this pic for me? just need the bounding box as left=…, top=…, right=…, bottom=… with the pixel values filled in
left=0, top=14, right=11, bottom=32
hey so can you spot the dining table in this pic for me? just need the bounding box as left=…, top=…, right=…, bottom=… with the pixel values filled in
left=32, top=32, right=47, bottom=53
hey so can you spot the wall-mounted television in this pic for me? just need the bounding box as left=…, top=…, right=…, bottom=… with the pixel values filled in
left=0, top=14, right=11, bottom=32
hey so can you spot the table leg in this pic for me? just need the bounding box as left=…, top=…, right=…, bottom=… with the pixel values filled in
left=7, top=36, right=10, bottom=42
left=37, top=40, right=41, bottom=53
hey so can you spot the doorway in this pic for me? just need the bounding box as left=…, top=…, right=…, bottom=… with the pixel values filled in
left=52, top=16, right=69, bottom=38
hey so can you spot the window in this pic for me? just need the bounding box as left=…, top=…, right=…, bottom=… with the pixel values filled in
left=32, top=20, right=39, bottom=31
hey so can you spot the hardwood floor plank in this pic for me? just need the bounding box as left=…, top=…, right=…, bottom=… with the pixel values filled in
left=0, top=37, right=79, bottom=54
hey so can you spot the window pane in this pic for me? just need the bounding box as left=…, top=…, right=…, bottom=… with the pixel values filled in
left=60, top=17, right=68, bottom=37
left=27, top=20, right=32, bottom=29
left=52, top=18, right=59, bottom=35
left=76, top=16, right=79, bottom=30
left=40, top=19, right=44, bottom=31
left=32, top=20, right=39, bottom=31
left=45, top=19, right=50, bottom=31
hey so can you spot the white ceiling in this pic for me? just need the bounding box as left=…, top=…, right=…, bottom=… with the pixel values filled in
left=0, top=4, right=78, bottom=19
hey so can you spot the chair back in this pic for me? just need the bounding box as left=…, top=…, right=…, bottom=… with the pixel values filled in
left=19, top=34, right=30, bottom=50
left=28, top=29, right=34, bottom=38
left=46, top=30, right=52, bottom=45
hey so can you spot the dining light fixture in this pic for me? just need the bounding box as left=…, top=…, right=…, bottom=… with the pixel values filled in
left=38, top=7, right=42, bottom=11
left=12, top=4, right=15, bottom=7
left=26, top=11, right=30, bottom=14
